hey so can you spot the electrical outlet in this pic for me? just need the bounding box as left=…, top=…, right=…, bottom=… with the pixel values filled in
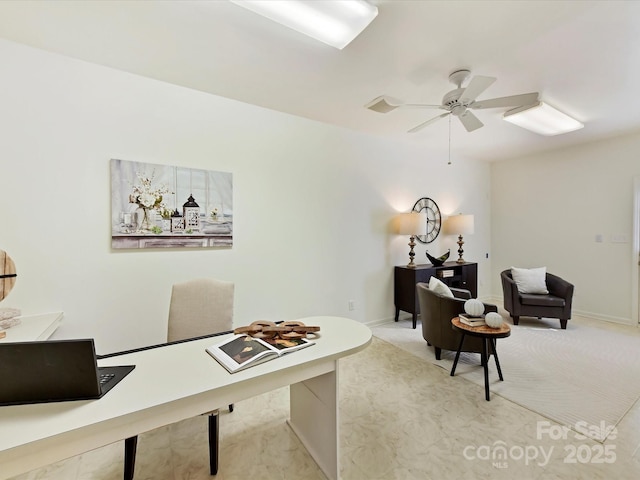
left=348, top=300, right=355, bottom=311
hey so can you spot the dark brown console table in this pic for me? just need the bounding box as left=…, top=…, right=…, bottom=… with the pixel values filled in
left=394, top=262, right=477, bottom=329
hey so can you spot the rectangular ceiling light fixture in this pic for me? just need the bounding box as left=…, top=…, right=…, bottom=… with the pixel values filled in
left=503, top=101, right=584, bottom=136
left=230, top=0, right=378, bottom=49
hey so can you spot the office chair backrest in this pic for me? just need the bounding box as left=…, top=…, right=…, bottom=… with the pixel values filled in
left=167, top=278, right=234, bottom=342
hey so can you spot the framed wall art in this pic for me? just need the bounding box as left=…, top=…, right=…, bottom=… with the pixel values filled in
left=110, top=159, right=233, bottom=249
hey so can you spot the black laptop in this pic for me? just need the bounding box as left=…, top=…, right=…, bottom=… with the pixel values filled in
left=0, top=339, right=135, bottom=406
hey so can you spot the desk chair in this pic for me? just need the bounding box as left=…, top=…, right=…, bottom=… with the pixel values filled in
left=124, top=278, right=235, bottom=479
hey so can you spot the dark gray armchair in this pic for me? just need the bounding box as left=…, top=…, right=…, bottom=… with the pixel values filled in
left=501, top=269, right=574, bottom=329
left=416, top=282, right=498, bottom=360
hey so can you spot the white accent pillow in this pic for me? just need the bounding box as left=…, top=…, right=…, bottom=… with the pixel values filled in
left=510, top=266, right=549, bottom=294
left=428, top=276, right=454, bottom=298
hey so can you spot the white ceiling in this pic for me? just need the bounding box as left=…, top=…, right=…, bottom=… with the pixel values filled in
left=1, top=0, right=639, bottom=162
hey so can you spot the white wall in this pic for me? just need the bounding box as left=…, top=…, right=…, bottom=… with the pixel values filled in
left=0, top=39, right=492, bottom=353
left=491, top=131, right=640, bottom=324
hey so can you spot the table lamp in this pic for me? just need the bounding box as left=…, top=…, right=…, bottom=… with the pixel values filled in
left=444, top=214, right=474, bottom=263
left=397, top=212, right=427, bottom=268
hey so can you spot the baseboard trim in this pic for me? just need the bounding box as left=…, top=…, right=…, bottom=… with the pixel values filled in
left=365, top=316, right=398, bottom=328
left=486, top=295, right=637, bottom=327
left=571, top=309, right=636, bottom=327
left=365, top=299, right=640, bottom=331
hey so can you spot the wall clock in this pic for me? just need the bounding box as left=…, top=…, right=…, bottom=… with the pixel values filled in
left=412, top=197, right=441, bottom=244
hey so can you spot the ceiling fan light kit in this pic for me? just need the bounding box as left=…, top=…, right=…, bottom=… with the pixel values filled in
left=230, top=0, right=378, bottom=50
left=503, top=101, right=584, bottom=136
left=366, top=68, right=540, bottom=134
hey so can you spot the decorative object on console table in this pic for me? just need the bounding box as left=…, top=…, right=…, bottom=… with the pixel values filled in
left=426, top=249, right=449, bottom=267
left=397, top=212, right=427, bottom=268
left=394, top=262, right=478, bottom=329
left=444, top=213, right=474, bottom=263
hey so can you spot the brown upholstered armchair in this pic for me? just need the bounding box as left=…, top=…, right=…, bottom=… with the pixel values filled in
left=416, top=282, right=498, bottom=360
left=501, top=270, right=574, bottom=329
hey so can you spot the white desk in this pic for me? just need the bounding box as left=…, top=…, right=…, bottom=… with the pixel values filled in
left=0, top=312, right=63, bottom=342
left=0, top=316, right=371, bottom=480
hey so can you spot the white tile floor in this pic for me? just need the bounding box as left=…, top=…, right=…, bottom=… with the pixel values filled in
left=8, top=313, right=640, bottom=480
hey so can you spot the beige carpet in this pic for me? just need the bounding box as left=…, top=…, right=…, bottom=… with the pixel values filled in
left=373, top=318, right=640, bottom=442
left=9, top=330, right=640, bottom=479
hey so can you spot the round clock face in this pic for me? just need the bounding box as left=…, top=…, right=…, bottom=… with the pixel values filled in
left=412, top=197, right=441, bottom=244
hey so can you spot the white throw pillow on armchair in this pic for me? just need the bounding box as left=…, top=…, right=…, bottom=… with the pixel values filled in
left=428, top=276, right=454, bottom=298
left=510, top=266, right=549, bottom=294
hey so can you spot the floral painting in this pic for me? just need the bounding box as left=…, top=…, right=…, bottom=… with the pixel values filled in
left=110, top=159, right=233, bottom=249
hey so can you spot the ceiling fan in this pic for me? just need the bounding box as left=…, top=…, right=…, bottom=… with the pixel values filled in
left=366, top=69, right=539, bottom=133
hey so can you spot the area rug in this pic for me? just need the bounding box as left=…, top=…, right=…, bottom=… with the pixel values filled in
left=373, top=320, right=640, bottom=442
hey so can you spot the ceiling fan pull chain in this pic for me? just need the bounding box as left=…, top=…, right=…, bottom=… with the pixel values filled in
left=448, top=115, right=452, bottom=165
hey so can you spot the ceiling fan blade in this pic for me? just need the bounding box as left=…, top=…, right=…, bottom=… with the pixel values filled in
left=408, top=112, right=450, bottom=133
left=471, top=92, right=539, bottom=110
left=400, top=103, right=445, bottom=110
left=365, top=96, right=443, bottom=113
left=459, top=75, right=496, bottom=104
left=458, top=110, right=483, bottom=132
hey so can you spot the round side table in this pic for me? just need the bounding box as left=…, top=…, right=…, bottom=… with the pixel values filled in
left=450, top=317, right=511, bottom=401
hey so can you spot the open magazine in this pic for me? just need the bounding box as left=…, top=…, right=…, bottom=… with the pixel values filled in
left=206, top=334, right=315, bottom=373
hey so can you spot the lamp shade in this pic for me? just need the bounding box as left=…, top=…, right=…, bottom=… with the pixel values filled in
left=397, top=212, right=427, bottom=235
left=444, top=214, right=474, bottom=235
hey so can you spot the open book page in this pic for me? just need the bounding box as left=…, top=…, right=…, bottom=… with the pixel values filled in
left=260, top=336, right=313, bottom=353
left=206, top=334, right=314, bottom=373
